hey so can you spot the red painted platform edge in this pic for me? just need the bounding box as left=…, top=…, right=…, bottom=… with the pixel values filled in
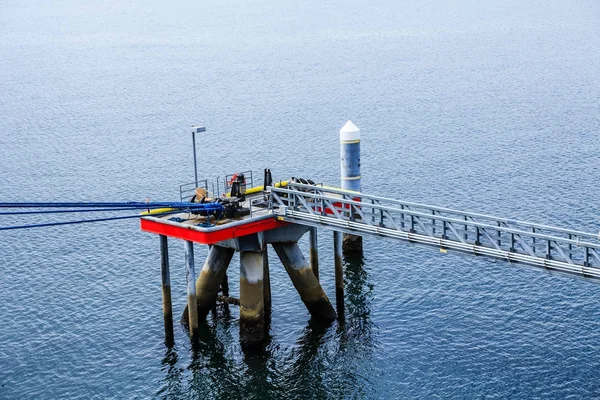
left=140, top=217, right=288, bottom=244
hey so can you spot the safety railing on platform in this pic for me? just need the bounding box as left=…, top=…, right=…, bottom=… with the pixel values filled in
left=220, top=171, right=253, bottom=195
left=268, top=183, right=600, bottom=279
left=179, top=179, right=209, bottom=202
left=179, top=171, right=256, bottom=201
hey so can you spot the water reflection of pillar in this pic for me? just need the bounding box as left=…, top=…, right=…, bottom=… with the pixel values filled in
left=187, top=326, right=238, bottom=398
left=159, top=347, right=184, bottom=397
left=285, top=320, right=329, bottom=398
left=344, top=253, right=371, bottom=321
left=339, top=252, right=375, bottom=352
left=241, top=338, right=275, bottom=395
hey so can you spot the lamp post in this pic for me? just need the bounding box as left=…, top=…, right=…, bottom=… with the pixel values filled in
left=191, top=125, right=206, bottom=187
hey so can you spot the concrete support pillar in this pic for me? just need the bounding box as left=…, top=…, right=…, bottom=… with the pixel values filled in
left=272, top=242, right=337, bottom=322
left=309, top=228, right=319, bottom=281
left=240, top=251, right=265, bottom=344
left=195, top=245, right=235, bottom=319
left=159, top=235, right=174, bottom=347
left=184, top=241, right=199, bottom=343
left=333, top=230, right=345, bottom=318
left=222, top=273, right=229, bottom=297
left=262, top=240, right=272, bottom=318
left=342, top=233, right=363, bottom=253
left=340, top=120, right=364, bottom=254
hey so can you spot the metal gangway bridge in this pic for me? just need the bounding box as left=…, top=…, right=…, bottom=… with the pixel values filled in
left=267, top=182, right=600, bottom=280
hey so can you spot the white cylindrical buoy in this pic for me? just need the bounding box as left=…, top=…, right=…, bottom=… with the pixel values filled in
left=339, top=120, right=363, bottom=253
left=340, top=120, right=361, bottom=192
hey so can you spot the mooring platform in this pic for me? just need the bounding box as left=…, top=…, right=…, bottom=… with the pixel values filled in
left=140, top=180, right=350, bottom=247
left=140, top=193, right=285, bottom=245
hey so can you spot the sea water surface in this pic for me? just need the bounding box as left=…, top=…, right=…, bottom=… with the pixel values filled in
left=1, top=0, right=599, bottom=398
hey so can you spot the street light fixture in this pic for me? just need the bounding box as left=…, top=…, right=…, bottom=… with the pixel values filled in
left=191, top=125, right=206, bottom=187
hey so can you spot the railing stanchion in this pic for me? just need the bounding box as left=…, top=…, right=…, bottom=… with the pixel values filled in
left=497, top=221, right=501, bottom=247
left=568, top=233, right=573, bottom=254
left=400, top=204, right=405, bottom=229
left=371, top=199, right=376, bottom=225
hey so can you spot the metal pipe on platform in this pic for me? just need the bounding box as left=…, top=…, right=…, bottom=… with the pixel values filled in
left=184, top=240, right=199, bottom=343
left=159, top=235, right=174, bottom=347
left=240, top=251, right=266, bottom=344
left=340, top=120, right=363, bottom=253
left=195, top=245, right=235, bottom=319
left=272, top=242, right=337, bottom=322
left=333, top=230, right=345, bottom=319
left=309, top=228, right=319, bottom=281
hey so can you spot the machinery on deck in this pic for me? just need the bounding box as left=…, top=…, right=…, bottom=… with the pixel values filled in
left=187, top=169, right=286, bottom=221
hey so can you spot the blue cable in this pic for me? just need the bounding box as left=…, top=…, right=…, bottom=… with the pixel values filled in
left=0, top=201, right=224, bottom=210
left=0, top=207, right=144, bottom=216
left=0, top=203, right=224, bottom=231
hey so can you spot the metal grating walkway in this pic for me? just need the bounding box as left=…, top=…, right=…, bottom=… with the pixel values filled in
left=268, top=183, right=600, bottom=279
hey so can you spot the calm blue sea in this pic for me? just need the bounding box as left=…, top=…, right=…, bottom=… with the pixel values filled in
left=1, top=0, right=599, bottom=398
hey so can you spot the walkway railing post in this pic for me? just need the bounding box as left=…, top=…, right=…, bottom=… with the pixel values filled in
left=159, top=235, right=174, bottom=347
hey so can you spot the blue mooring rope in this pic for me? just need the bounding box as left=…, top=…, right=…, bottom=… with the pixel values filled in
left=0, top=201, right=224, bottom=231
left=0, top=201, right=222, bottom=209
left=0, top=207, right=145, bottom=216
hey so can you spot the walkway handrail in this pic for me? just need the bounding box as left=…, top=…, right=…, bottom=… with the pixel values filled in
left=267, top=185, right=600, bottom=279
left=285, top=182, right=599, bottom=241
left=270, top=187, right=600, bottom=249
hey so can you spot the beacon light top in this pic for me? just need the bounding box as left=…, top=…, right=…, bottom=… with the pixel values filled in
left=191, top=125, right=206, bottom=134
left=340, top=120, right=360, bottom=142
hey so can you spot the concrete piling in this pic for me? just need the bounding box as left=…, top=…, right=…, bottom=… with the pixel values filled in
left=195, top=245, right=235, bottom=319
left=239, top=251, right=266, bottom=344
left=340, top=120, right=364, bottom=253
left=262, top=240, right=272, bottom=317
left=272, top=242, right=337, bottom=322
left=333, top=230, right=345, bottom=318
left=309, top=228, right=319, bottom=281
left=159, top=235, right=174, bottom=347
left=222, top=273, right=229, bottom=296
left=184, top=240, right=199, bottom=342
